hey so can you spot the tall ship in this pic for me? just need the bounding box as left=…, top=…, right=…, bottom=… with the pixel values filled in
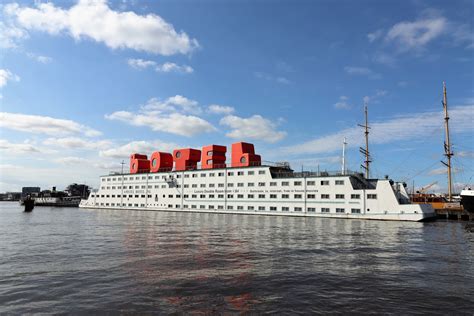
left=80, top=139, right=436, bottom=221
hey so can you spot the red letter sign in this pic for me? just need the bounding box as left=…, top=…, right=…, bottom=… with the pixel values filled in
left=231, top=142, right=261, bottom=167
left=149, top=151, right=173, bottom=173
left=173, top=148, right=201, bottom=171
left=130, top=153, right=150, bottom=174
left=201, top=144, right=227, bottom=169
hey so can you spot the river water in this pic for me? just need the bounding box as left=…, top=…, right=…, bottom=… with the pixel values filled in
left=0, top=201, right=472, bottom=314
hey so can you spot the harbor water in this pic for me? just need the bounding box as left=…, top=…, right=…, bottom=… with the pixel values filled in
left=0, top=201, right=472, bottom=314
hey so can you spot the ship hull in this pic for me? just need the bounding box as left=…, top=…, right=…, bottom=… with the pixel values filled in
left=460, top=190, right=474, bottom=213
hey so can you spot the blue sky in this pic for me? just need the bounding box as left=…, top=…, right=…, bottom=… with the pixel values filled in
left=0, top=0, right=472, bottom=193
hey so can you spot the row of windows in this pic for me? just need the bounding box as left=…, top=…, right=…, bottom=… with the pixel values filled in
left=93, top=193, right=376, bottom=200
left=102, top=169, right=268, bottom=182
left=100, top=179, right=350, bottom=190
left=95, top=202, right=361, bottom=214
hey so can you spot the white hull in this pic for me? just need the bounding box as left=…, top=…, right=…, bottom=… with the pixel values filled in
left=80, top=166, right=436, bottom=222
left=79, top=204, right=434, bottom=221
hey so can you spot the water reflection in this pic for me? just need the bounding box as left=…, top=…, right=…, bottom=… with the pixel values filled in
left=0, top=203, right=472, bottom=314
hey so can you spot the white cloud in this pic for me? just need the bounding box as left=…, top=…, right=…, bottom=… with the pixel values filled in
left=385, top=17, right=447, bottom=53
left=334, top=96, right=351, bottom=110
left=43, top=137, right=111, bottom=150
left=427, top=167, right=461, bottom=176
left=220, top=115, right=287, bottom=143
left=127, top=58, right=156, bottom=69
left=105, top=111, right=215, bottom=137
left=367, top=29, right=383, bottom=43
left=0, top=21, right=28, bottom=48
left=0, top=139, right=41, bottom=154
left=4, top=0, right=199, bottom=55
left=99, top=140, right=180, bottom=159
left=26, top=52, right=52, bottom=63
left=363, top=90, right=388, bottom=105
left=344, top=66, right=381, bottom=80
left=0, top=112, right=102, bottom=137
left=155, top=62, right=193, bottom=73
left=142, top=95, right=201, bottom=114
left=457, top=151, right=474, bottom=158
left=128, top=59, right=193, bottom=73
left=54, top=156, right=90, bottom=165
left=281, top=105, right=474, bottom=155
left=255, top=72, right=291, bottom=84
left=207, top=104, right=235, bottom=115
left=0, top=69, right=20, bottom=87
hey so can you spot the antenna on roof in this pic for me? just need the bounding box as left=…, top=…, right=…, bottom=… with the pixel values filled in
left=342, top=137, right=347, bottom=175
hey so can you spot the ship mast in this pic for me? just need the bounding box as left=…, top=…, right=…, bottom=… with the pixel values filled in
left=441, top=82, right=453, bottom=201
left=358, top=105, right=371, bottom=179
left=341, top=137, right=347, bottom=175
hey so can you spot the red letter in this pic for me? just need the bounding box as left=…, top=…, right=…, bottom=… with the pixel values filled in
left=173, top=148, right=201, bottom=171
left=231, top=142, right=261, bottom=167
left=201, top=145, right=227, bottom=169
left=130, top=153, right=150, bottom=174
left=149, top=152, right=173, bottom=173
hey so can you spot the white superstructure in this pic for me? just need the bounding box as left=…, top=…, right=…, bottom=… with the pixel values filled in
left=80, top=165, right=436, bottom=221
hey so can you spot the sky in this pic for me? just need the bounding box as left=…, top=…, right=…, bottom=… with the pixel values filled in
left=0, top=0, right=473, bottom=193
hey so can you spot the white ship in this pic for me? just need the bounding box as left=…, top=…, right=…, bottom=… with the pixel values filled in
left=79, top=141, right=436, bottom=221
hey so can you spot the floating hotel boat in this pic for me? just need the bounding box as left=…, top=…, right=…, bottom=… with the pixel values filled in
left=80, top=138, right=436, bottom=221
left=460, top=188, right=474, bottom=213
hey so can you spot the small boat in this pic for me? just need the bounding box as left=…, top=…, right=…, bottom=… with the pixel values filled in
left=23, top=196, right=35, bottom=212
left=460, top=188, right=474, bottom=213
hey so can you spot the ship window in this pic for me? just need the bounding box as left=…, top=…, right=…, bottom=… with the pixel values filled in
left=102, top=178, right=105, bottom=182
left=218, top=172, right=224, bottom=176
left=351, top=208, right=361, bottom=214
left=218, top=194, right=224, bottom=198
left=218, top=183, right=224, bottom=187
left=248, top=194, right=254, bottom=198
left=192, top=174, right=197, bottom=178
left=270, top=206, right=277, bottom=211
left=135, top=195, right=139, bottom=198
left=141, top=185, right=146, bottom=189
left=236, top=171, right=243, bottom=176
left=259, top=194, right=265, bottom=199
left=200, top=184, right=206, bottom=188
left=228, top=183, right=234, bottom=187
left=210, top=173, right=215, bottom=177
left=367, top=194, right=377, bottom=199
left=258, top=182, right=265, bottom=187
left=321, top=180, right=329, bottom=185
left=294, top=194, right=302, bottom=199
left=248, top=206, right=254, bottom=210
left=192, top=194, right=197, bottom=198
left=307, top=194, right=316, bottom=199
left=111, top=195, right=115, bottom=198
left=259, top=170, right=265, bottom=175
left=248, top=171, right=254, bottom=175
left=176, top=195, right=181, bottom=198
left=169, top=195, right=173, bottom=198
left=321, top=194, right=330, bottom=199
left=183, top=205, right=188, bottom=209
left=155, top=176, right=159, bottom=179
left=201, top=173, right=206, bottom=177
left=282, top=181, right=289, bottom=186
left=191, top=205, right=196, bottom=209
left=282, top=194, right=289, bottom=199
left=270, top=182, right=277, bottom=186
left=184, top=194, right=189, bottom=198
left=240, top=157, right=246, bottom=163
left=294, top=207, right=302, bottom=212
left=248, top=182, right=254, bottom=187
left=175, top=151, right=181, bottom=158
left=184, top=174, right=189, bottom=178
left=227, top=194, right=233, bottom=198
left=238, top=183, right=244, bottom=187
left=336, top=180, right=344, bottom=185
left=294, top=181, right=302, bottom=186
left=336, top=208, right=345, bottom=213
left=218, top=205, right=224, bottom=209
left=308, top=207, right=316, bottom=212
left=192, top=184, right=197, bottom=188
left=161, top=185, right=166, bottom=188
left=209, top=183, right=215, bottom=188
left=209, top=205, right=215, bottom=209
left=200, top=194, right=205, bottom=198
left=176, top=204, right=180, bottom=208
left=238, top=206, right=244, bottom=210
left=238, top=194, right=244, bottom=198
left=270, top=194, right=277, bottom=199
left=321, top=208, right=330, bottom=213
left=351, top=194, right=361, bottom=199
left=282, top=207, right=289, bottom=211
left=336, top=194, right=345, bottom=199
left=106, top=195, right=110, bottom=198
left=228, top=206, right=233, bottom=210
left=228, top=172, right=234, bottom=176
left=209, top=194, right=214, bottom=198
left=258, top=206, right=265, bottom=211
left=176, top=174, right=181, bottom=178
left=184, top=184, right=189, bottom=188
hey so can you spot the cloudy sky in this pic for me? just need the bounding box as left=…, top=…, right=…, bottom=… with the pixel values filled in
left=0, top=0, right=472, bottom=193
